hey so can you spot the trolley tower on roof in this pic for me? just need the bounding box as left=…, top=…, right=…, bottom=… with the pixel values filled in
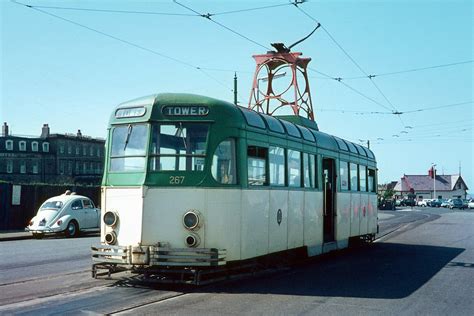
left=248, top=44, right=315, bottom=121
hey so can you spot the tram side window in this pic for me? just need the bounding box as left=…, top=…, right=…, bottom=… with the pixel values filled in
left=248, top=146, right=268, bottom=186
left=349, top=163, right=359, bottom=191
left=212, top=139, right=237, bottom=184
left=288, top=150, right=301, bottom=187
left=368, top=169, right=376, bottom=192
left=340, top=161, right=349, bottom=191
left=359, top=165, right=367, bottom=192
left=314, top=155, right=319, bottom=189
left=303, top=153, right=315, bottom=188
left=269, top=146, right=285, bottom=186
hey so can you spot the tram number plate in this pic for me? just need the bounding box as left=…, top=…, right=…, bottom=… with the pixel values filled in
left=169, top=176, right=185, bottom=185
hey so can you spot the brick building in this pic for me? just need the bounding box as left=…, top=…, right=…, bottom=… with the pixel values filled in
left=0, top=122, right=105, bottom=185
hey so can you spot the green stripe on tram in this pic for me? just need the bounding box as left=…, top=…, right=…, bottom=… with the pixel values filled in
left=102, top=93, right=377, bottom=193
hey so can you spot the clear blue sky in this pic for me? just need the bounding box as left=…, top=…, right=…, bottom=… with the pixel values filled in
left=1, top=0, right=473, bottom=192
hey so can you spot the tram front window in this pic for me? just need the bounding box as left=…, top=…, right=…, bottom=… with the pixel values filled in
left=110, top=124, right=148, bottom=172
left=149, top=123, right=208, bottom=171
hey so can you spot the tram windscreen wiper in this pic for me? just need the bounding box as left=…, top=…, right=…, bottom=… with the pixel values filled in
left=175, top=123, right=187, bottom=151
left=123, top=124, right=133, bottom=151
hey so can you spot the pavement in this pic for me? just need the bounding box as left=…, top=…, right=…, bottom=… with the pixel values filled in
left=0, top=230, right=33, bottom=242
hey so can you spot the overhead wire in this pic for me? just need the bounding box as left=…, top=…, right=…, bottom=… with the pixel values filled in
left=12, top=1, right=241, bottom=101
left=11, top=2, right=197, bottom=16
left=208, top=3, right=293, bottom=16
left=12, top=0, right=471, bottom=132
left=172, top=0, right=271, bottom=51
left=13, top=1, right=293, bottom=17
left=342, top=60, right=474, bottom=80
left=308, top=67, right=395, bottom=112
left=292, top=1, right=400, bottom=114
left=317, top=101, right=473, bottom=115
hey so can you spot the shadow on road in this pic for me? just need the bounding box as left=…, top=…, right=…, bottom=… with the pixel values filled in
left=199, top=242, right=464, bottom=299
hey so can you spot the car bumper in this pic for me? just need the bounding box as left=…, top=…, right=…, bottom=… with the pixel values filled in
left=91, top=244, right=226, bottom=267
left=26, top=226, right=63, bottom=234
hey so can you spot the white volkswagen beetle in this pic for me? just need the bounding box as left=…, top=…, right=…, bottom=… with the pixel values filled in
left=27, top=191, right=100, bottom=238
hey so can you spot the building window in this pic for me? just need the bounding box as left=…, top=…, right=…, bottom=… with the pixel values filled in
left=6, top=140, right=13, bottom=151
left=32, top=162, right=39, bottom=174
left=68, top=145, right=72, bottom=154
left=60, top=145, right=64, bottom=154
left=68, top=161, right=72, bottom=174
left=7, top=160, right=13, bottom=173
left=19, top=141, right=26, bottom=151
left=60, top=161, right=65, bottom=174
left=90, top=147, right=94, bottom=156
left=20, top=161, right=26, bottom=174
left=42, top=142, right=49, bottom=152
left=83, top=145, right=87, bottom=156
left=76, top=146, right=80, bottom=155
left=97, top=147, right=101, bottom=157
left=83, top=162, right=87, bottom=173
left=32, top=141, right=39, bottom=152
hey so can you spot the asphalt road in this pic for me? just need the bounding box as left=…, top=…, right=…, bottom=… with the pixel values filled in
left=1, top=207, right=473, bottom=315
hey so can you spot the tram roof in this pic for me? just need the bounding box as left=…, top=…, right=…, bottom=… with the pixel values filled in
left=110, top=93, right=375, bottom=161
left=110, top=93, right=245, bottom=126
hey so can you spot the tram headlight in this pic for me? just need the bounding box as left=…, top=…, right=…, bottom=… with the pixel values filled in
left=185, top=233, right=200, bottom=247
left=105, top=231, right=117, bottom=245
left=103, top=211, right=119, bottom=227
left=183, top=210, right=201, bottom=230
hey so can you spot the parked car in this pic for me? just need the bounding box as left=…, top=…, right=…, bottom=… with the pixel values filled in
left=26, top=191, right=100, bottom=238
left=417, top=199, right=430, bottom=207
left=468, top=199, right=474, bottom=209
left=462, top=199, right=469, bottom=209
left=440, top=199, right=451, bottom=208
left=428, top=199, right=442, bottom=207
left=449, top=198, right=465, bottom=210
left=401, top=198, right=416, bottom=207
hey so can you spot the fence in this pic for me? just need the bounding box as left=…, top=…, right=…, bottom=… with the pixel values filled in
left=0, top=182, right=100, bottom=230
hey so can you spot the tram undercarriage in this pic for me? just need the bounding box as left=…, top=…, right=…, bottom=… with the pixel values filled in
left=91, top=235, right=375, bottom=285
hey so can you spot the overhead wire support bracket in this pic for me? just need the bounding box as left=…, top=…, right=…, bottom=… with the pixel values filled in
left=291, top=0, right=307, bottom=7
left=173, top=0, right=270, bottom=51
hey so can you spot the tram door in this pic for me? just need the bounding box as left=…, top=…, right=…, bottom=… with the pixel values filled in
left=323, top=158, right=336, bottom=242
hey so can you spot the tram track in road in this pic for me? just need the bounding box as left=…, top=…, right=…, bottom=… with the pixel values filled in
left=0, top=269, right=117, bottom=307
left=375, top=210, right=440, bottom=242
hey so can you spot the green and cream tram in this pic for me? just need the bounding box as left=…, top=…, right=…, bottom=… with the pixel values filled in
left=92, top=93, right=377, bottom=280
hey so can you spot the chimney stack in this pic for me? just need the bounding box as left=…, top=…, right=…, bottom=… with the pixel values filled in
left=41, top=124, right=50, bottom=139
left=2, top=122, right=8, bottom=136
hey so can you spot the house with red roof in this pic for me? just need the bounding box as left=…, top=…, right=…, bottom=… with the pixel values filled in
left=393, top=174, right=469, bottom=200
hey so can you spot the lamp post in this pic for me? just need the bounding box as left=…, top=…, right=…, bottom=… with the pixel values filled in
left=432, top=163, right=437, bottom=199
